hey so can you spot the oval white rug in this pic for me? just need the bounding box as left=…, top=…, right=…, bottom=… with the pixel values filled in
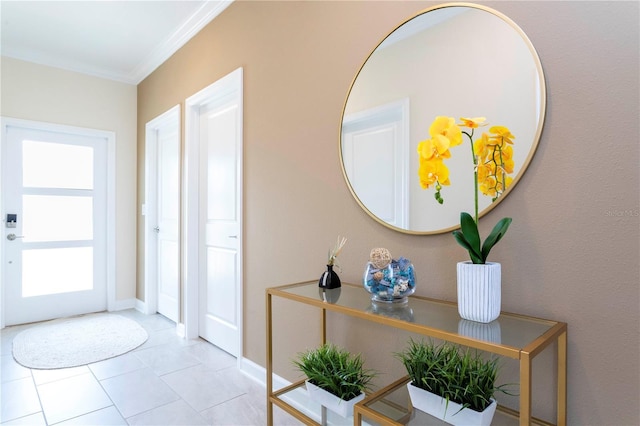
left=12, top=313, right=148, bottom=369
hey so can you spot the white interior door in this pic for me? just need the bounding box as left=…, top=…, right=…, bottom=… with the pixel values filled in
left=188, top=69, right=242, bottom=357
left=342, top=100, right=410, bottom=228
left=2, top=122, right=108, bottom=326
left=145, top=106, right=180, bottom=323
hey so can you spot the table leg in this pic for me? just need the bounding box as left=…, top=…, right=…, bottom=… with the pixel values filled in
left=266, top=292, right=273, bottom=426
left=519, top=351, right=532, bottom=426
left=558, top=330, right=567, bottom=426
left=354, top=409, right=362, bottom=426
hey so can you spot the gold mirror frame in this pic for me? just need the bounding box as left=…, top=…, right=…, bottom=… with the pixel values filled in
left=340, top=3, right=546, bottom=235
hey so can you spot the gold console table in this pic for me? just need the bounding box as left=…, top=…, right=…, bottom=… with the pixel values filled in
left=266, top=281, right=567, bottom=426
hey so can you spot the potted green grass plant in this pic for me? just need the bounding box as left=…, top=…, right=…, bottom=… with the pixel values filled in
left=293, top=343, right=376, bottom=418
left=396, top=339, right=514, bottom=426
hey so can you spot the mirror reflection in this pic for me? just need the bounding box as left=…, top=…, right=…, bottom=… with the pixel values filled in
left=340, top=4, right=545, bottom=234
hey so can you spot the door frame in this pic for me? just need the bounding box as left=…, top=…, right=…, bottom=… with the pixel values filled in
left=0, top=117, right=116, bottom=328
left=183, top=68, right=243, bottom=357
left=143, top=104, right=181, bottom=319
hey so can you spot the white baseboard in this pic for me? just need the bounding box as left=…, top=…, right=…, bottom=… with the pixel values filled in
left=238, top=357, right=267, bottom=387
left=238, top=357, right=323, bottom=423
left=176, top=323, right=186, bottom=338
left=134, top=299, right=146, bottom=313
left=110, top=298, right=137, bottom=311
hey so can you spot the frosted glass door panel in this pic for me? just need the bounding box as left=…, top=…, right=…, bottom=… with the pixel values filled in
left=22, top=140, right=94, bottom=189
left=22, top=247, right=93, bottom=297
left=23, top=195, right=93, bottom=242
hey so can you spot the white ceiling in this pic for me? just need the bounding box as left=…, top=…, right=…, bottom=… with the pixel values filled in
left=0, top=1, right=232, bottom=85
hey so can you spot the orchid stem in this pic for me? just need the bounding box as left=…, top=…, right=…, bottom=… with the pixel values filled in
left=464, top=130, right=479, bottom=224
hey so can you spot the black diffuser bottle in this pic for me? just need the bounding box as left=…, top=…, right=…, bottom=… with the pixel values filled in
left=318, top=264, right=341, bottom=289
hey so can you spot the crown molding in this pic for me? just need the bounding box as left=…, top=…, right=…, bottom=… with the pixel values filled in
left=129, top=1, right=233, bottom=85
left=1, top=1, right=234, bottom=85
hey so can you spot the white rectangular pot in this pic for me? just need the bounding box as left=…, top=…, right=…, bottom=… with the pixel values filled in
left=407, top=381, right=497, bottom=426
left=457, top=261, right=501, bottom=323
left=305, top=380, right=365, bottom=418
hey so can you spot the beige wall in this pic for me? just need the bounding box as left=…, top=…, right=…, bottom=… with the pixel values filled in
left=1, top=57, right=138, bottom=302
left=137, top=1, right=639, bottom=424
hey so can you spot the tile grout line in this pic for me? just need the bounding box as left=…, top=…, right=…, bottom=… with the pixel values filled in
left=30, top=368, right=47, bottom=425
left=88, top=359, right=127, bottom=424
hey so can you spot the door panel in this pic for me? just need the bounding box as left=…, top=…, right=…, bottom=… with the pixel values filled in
left=198, top=89, right=242, bottom=357
left=2, top=125, right=107, bottom=325
left=157, top=239, right=179, bottom=321
left=155, top=121, right=180, bottom=322
left=204, top=247, right=237, bottom=326
left=345, top=125, right=398, bottom=222
left=342, top=100, right=409, bottom=229
left=144, top=106, right=180, bottom=323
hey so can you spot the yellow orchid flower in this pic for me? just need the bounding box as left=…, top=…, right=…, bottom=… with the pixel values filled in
left=418, top=157, right=450, bottom=189
left=429, top=116, right=462, bottom=147
left=501, top=145, right=514, bottom=160
left=479, top=176, right=498, bottom=197
left=417, top=158, right=436, bottom=189
left=485, top=136, right=503, bottom=147
left=417, top=140, right=435, bottom=160
left=477, top=163, right=490, bottom=182
left=494, top=174, right=512, bottom=194
left=418, top=137, right=453, bottom=161
left=432, top=134, right=453, bottom=155
left=473, top=133, right=490, bottom=157
left=502, top=158, right=515, bottom=174
left=418, top=116, right=516, bottom=216
left=459, top=117, right=487, bottom=128
left=489, top=126, right=515, bottom=145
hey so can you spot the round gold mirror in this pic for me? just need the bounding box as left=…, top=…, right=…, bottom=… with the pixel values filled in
left=340, top=3, right=546, bottom=234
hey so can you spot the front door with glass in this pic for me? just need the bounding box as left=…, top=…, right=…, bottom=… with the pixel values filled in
left=2, top=122, right=108, bottom=326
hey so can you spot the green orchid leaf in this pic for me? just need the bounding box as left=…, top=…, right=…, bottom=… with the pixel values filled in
left=453, top=230, right=483, bottom=264
left=452, top=230, right=472, bottom=251
left=459, top=212, right=482, bottom=261
left=481, top=217, right=513, bottom=261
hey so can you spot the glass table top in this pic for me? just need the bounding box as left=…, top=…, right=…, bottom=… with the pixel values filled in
left=271, top=281, right=559, bottom=352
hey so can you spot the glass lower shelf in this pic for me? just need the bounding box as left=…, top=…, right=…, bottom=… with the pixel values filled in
left=271, top=378, right=554, bottom=426
left=271, top=380, right=357, bottom=425
left=363, top=401, right=526, bottom=426
left=355, top=377, right=555, bottom=426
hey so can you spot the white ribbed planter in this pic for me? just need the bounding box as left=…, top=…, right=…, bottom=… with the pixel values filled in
left=457, top=261, right=501, bottom=323
left=407, top=382, right=497, bottom=425
left=305, top=380, right=364, bottom=418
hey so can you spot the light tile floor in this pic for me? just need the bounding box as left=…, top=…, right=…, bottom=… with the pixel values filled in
left=0, top=310, right=301, bottom=425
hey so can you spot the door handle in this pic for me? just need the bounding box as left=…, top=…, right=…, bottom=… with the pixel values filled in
left=228, top=235, right=238, bottom=238
left=153, top=226, right=160, bottom=233
left=7, top=234, right=24, bottom=241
